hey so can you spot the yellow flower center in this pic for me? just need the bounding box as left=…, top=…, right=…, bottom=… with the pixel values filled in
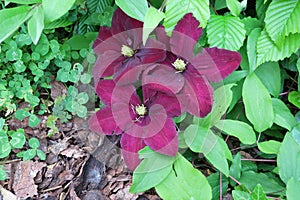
left=121, top=45, right=134, bottom=57
left=135, top=104, right=147, bottom=116
left=172, top=58, right=187, bottom=72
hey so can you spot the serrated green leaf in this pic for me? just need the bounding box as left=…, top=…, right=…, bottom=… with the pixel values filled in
left=226, top=0, right=242, bottom=16
left=130, top=147, right=175, bottom=193
left=257, top=31, right=300, bottom=66
left=258, top=140, right=281, bottom=154
left=184, top=125, right=232, bottom=176
left=28, top=6, right=44, bottom=45
left=143, top=7, right=165, bottom=45
left=155, top=154, right=212, bottom=200
left=265, top=0, right=300, bottom=45
left=115, top=0, right=148, bottom=22
left=250, top=184, right=268, bottom=200
left=243, top=73, right=273, bottom=132
left=215, top=119, right=256, bottom=144
left=247, top=28, right=261, bottom=72
left=163, top=0, right=210, bottom=34
left=207, top=15, right=246, bottom=51
left=287, top=178, right=300, bottom=200
left=255, top=62, right=281, bottom=97
left=242, top=17, right=262, bottom=36
left=29, top=115, right=41, bottom=127
left=278, top=132, right=300, bottom=183
left=0, top=6, right=33, bottom=43
left=272, top=98, right=296, bottom=130
left=43, top=0, right=76, bottom=22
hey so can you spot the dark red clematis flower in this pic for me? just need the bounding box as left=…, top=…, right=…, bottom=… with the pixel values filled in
left=92, top=8, right=166, bottom=82
left=143, top=13, right=242, bottom=118
left=89, top=79, right=180, bottom=170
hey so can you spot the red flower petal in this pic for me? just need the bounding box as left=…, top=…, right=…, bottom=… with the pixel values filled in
left=93, top=26, right=112, bottom=49
left=95, top=80, right=115, bottom=105
left=193, top=47, right=242, bottom=82
left=144, top=118, right=178, bottom=156
left=121, top=133, right=146, bottom=170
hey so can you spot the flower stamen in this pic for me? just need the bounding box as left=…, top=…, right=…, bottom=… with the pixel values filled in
left=135, top=104, right=147, bottom=116
left=172, top=58, right=187, bottom=72
left=121, top=45, right=134, bottom=57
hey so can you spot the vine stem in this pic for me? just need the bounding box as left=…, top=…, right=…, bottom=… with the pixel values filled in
left=241, top=158, right=276, bottom=162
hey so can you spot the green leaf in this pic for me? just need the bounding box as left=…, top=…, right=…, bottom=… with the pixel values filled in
left=75, top=105, right=87, bottom=118
left=272, top=98, right=296, bottom=130
left=10, top=131, right=26, bottom=149
left=278, top=132, right=300, bottom=183
left=247, top=28, right=261, bottom=72
left=28, top=137, right=40, bottom=149
left=36, top=149, right=46, bottom=160
left=287, top=178, right=300, bottom=200
left=232, top=190, right=251, bottom=200
left=43, top=0, right=76, bottom=22
left=0, top=6, right=33, bottom=43
left=0, top=166, right=7, bottom=180
left=257, top=31, right=300, bottom=66
left=6, top=0, right=41, bottom=4
left=226, top=0, right=242, bottom=16
left=44, top=18, right=72, bottom=29
left=239, top=171, right=285, bottom=193
left=215, top=119, right=256, bottom=144
left=288, top=91, right=300, bottom=108
left=28, top=6, right=44, bottom=45
left=250, top=184, right=268, bottom=200
left=130, top=147, right=175, bottom=193
left=29, top=114, right=41, bottom=127
left=163, top=0, right=210, bottom=34
left=258, top=140, right=281, bottom=154
left=242, top=17, right=262, bottom=36
left=207, top=15, right=246, bottom=51
left=243, top=73, right=273, bottom=132
left=265, top=0, right=300, bottom=45
left=255, top=62, right=281, bottom=97
left=0, top=118, right=5, bottom=131
left=15, top=109, right=31, bottom=120
left=155, top=154, right=212, bottom=200
left=143, top=7, right=165, bottom=45
left=76, top=92, right=89, bottom=104
left=207, top=172, right=229, bottom=199
left=0, top=142, right=11, bottom=159
left=80, top=73, right=92, bottom=84
left=229, top=153, right=242, bottom=186
left=184, top=125, right=232, bottom=176
left=115, top=0, right=148, bottom=22
left=22, top=149, right=36, bottom=160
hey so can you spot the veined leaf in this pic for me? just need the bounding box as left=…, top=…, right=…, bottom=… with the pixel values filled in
left=28, top=6, right=44, bottom=45
left=207, top=15, right=246, bottom=51
left=226, top=0, right=242, bottom=16
left=163, top=0, right=210, bottom=34
left=115, top=0, right=148, bottom=22
left=251, top=184, right=268, bottom=200
left=44, top=18, right=72, bottom=29
left=243, top=73, right=273, bottom=132
left=143, top=7, right=165, bottom=45
left=265, top=0, right=300, bottom=45
left=0, top=6, right=33, bottom=43
left=155, top=154, right=212, bottom=200
left=257, top=31, right=300, bottom=70
left=43, top=0, right=76, bottom=22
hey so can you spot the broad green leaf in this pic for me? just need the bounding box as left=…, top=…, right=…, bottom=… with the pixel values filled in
left=229, top=153, right=241, bottom=186
left=257, top=31, right=300, bottom=66
left=272, top=98, right=296, bottom=130
left=163, top=0, right=210, bottom=34
left=226, top=0, right=242, bottom=16
left=28, top=6, right=44, bottom=45
left=258, top=140, right=281, bottom=154
left=10, top=131, right=26, bottom=149
left=29, top=115, right=41, bottom=127
left=247, top=28, right=261, bottom=72
left=0, top=6, right=33, bottom=43
left=115, top=0, right=148, bottom=22
left=250, top=184, right=268, bottom=200
left=243, top=73, right=273, bottom=132
left=239, top=171, right=285, bottom=193
left=287, top=178, right=300, bottom=200
left=143, top=7, right=165, bottom=45
left=288, top=91, right=300, bottom=108
left=184, top=125, right=232, bottom=176
left=155, top=154, right=212, bottom=200
left=207, top=172, right=229, bottom=199
left=255, top=62, right=281, bottom=97
left=265, top=0, right=300, bottom=45
left=43, top=0, right=76, bottom=22
left=28, top=138, right=40, bottom=149
left=215, top=120, right=256, bottom=144
left=278, top=132, right=300, bottom=183
left=130, top=147, right=175, bottom=193
left=6, top=0, right=41, bottom=4
left=15, top=109, right=30, bottom=120
left=207, top=15, right=246, bottom=51
left=232, top=190, right=251, bottom=200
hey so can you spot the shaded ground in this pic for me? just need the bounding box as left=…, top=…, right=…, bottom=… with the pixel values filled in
left=0, top=114, right=160, bottom=200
